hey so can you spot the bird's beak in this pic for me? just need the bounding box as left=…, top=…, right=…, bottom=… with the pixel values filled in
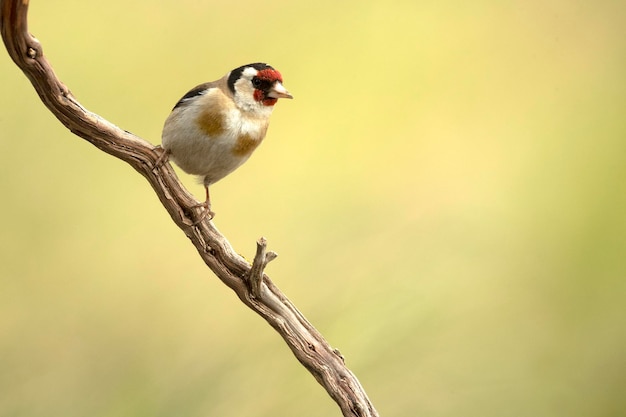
left=267, top=81, right=293, bottom=99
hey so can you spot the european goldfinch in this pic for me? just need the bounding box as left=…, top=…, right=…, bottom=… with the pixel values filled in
left=161, top=63, right=292, bottom=219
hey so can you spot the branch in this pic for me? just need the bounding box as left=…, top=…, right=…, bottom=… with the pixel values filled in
left=0, top=1, right=379, bottom=416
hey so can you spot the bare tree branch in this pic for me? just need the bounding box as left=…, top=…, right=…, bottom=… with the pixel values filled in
left=0, top=1, right=380, bottom=416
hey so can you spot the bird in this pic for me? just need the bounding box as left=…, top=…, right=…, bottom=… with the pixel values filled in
left=160, top=62, right=292, bottom=221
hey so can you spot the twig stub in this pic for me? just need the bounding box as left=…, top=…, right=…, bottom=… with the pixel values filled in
left=248, top=237, right=277, bottom=299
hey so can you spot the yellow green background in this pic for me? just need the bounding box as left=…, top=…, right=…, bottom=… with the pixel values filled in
left=1, top=1, right=625, bottom=416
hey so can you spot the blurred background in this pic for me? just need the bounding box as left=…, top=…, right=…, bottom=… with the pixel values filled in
left=1, top=0, right=625, bottom=416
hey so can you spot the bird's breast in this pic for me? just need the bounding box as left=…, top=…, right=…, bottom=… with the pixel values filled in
left=194, top=91, right=270, bottom=153
left=219, top=108, right=270, bottom=157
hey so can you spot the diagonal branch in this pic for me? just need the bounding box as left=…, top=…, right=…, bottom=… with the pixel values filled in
left=0, top=1, right=380, bottom=416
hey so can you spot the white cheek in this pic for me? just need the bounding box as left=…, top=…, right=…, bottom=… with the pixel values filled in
left=233, top=77, right=257, bottom=111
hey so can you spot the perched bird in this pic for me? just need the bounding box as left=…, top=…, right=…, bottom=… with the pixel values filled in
left=161, top=62, right=292, bottom=220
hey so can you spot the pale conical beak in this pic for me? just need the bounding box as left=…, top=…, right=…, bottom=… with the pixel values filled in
left=267, top=81, right=293, bottom=99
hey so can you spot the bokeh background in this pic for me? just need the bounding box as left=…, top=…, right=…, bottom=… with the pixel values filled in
left=1, top=0, right=625, bottom=416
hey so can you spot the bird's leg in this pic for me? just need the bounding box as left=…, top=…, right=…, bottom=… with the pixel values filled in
left=190, top=185, right=215, bottom=224
left=202, top=186, right=215, bottom=219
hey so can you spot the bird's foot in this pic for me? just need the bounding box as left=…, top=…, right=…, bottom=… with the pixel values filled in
left=189, top=201, right=215, bottom=225
left=152, top=146, right=170, bottom=171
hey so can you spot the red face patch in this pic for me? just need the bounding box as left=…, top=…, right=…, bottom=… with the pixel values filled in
left=253, top=68, right=283, bottom=106
left=256, top=68, right=283, bottom=83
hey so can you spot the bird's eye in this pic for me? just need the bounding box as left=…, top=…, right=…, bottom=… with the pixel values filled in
left=252, top=77, right=262, bottom=88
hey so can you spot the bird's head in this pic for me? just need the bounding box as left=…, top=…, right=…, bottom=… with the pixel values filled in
left=228, top=63, right=292, bottom=112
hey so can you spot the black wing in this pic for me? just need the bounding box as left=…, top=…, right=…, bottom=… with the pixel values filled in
left=172, top=82, right=212, bottom=110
